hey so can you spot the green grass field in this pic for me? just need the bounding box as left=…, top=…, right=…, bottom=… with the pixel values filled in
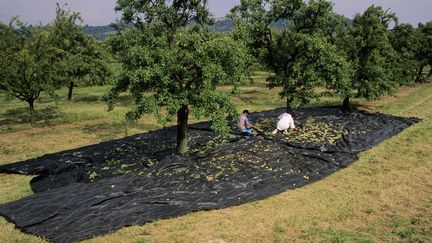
left=0, top=73, right=431, bottom=242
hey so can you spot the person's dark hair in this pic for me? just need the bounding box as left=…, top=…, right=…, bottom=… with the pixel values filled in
left=242, top=110, right=249, bottom=114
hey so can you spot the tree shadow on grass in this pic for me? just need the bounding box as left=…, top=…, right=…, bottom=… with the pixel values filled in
left=241, top=89, right=262, bottom=95
left=72, top=95, right=102, bottom=103
left=37, top=93, right=105, bottom=104
left=0, top=106, right=63, bottom=126
left=71, top=93, right=134, bottom=107
left=236, top=90, right=265, bottom=103
left=111, top=95, right=134, bottom=108
left=81, top=122, right=160, bottom=141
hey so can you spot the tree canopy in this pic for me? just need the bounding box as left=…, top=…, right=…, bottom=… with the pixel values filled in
left=389, top=23, right=422, bottom=85
left=336, top=6, right=400, bottom=108
left=108, top=0, right=249, bottom=154
left=0, top=19, right=60, bottom=126
left=416, top=21, right=432, bottom=81
left=50, top=3, right=111, bottom=100
left=230, top=0, right=351, bottom=112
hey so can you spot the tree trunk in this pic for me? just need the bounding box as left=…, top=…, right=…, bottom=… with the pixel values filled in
left=68, top=81, right=75, bottom=100
left=415, top=65, right=425, bottom=83
left=176, top=105, right=189, bottom=154
left=28, top=99, right=36, bottom=127
left=428, top=65, right=432, bottom=78
left=342, top=96, right=350, bottom=111
left=286, top=98, right=294, bottom=117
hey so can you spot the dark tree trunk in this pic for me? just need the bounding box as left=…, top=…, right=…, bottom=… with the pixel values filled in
left=68, top=81, right=75, bottom=100
left=342, top=96, right=350, bottom=111
left=28, top=99, right=36, bottom=127
left=176, top=105, right=189, bottom=154
left=286, top=98, right=294, bottom=117
left=415, top=65, right=425, bottom=83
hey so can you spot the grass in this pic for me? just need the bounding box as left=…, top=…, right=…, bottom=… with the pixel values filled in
left=0, top=74, right=431, bottom=242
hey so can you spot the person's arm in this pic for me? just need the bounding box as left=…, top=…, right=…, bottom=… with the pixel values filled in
left=248, top=122, right=262, bottom=132
left=289, top=117, right=298, bottom=131
left=245, top=116, right=262, bottom=132
left=249, top=124, right=259, bottom=129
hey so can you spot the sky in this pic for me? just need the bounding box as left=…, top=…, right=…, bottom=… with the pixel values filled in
left=0, top=0, right=431, bottom=26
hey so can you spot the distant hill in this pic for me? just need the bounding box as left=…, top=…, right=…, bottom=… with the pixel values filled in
left=83, top=19, right=235, bottom=39
left=209, top=17, right=234, bottom=32
left=83, top=17, right=350, bottom=39
left=83, top=25, right=115, bottom=39
left=209, top=17, right=290, bottom=32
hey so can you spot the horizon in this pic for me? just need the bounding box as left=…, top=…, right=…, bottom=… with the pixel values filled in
left=0, top=0, right=431, bottom=27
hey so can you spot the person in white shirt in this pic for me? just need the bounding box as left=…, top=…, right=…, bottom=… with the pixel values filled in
left=272, top=112, right=297, bottom=134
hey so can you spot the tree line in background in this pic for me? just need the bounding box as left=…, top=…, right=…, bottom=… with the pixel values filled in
left=229, top=0, right=432, bottom=111
left=0, top=4, right=111, bottom=126
left=1, top=0, right=432, bottom=153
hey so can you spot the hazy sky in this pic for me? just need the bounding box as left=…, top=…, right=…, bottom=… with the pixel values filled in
left=0, top=0, right=431, bottom=26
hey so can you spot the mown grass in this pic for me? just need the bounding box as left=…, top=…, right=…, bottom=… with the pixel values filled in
left=0, top=74, right=431, bottom=242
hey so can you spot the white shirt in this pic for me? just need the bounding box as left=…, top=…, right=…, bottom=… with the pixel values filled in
left=276, top=113, right=295, bottom=131
left=238, top=114, right=249, bottom=131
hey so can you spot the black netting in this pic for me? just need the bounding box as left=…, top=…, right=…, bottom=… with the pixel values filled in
left=0, top=107, right=419, bottom=243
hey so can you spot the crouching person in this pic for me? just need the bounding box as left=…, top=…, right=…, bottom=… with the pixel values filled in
left=272, top=112, right=297, bottom=134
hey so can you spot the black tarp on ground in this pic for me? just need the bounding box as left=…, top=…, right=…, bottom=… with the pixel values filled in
left=0, top=107, right=419, bottom=242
